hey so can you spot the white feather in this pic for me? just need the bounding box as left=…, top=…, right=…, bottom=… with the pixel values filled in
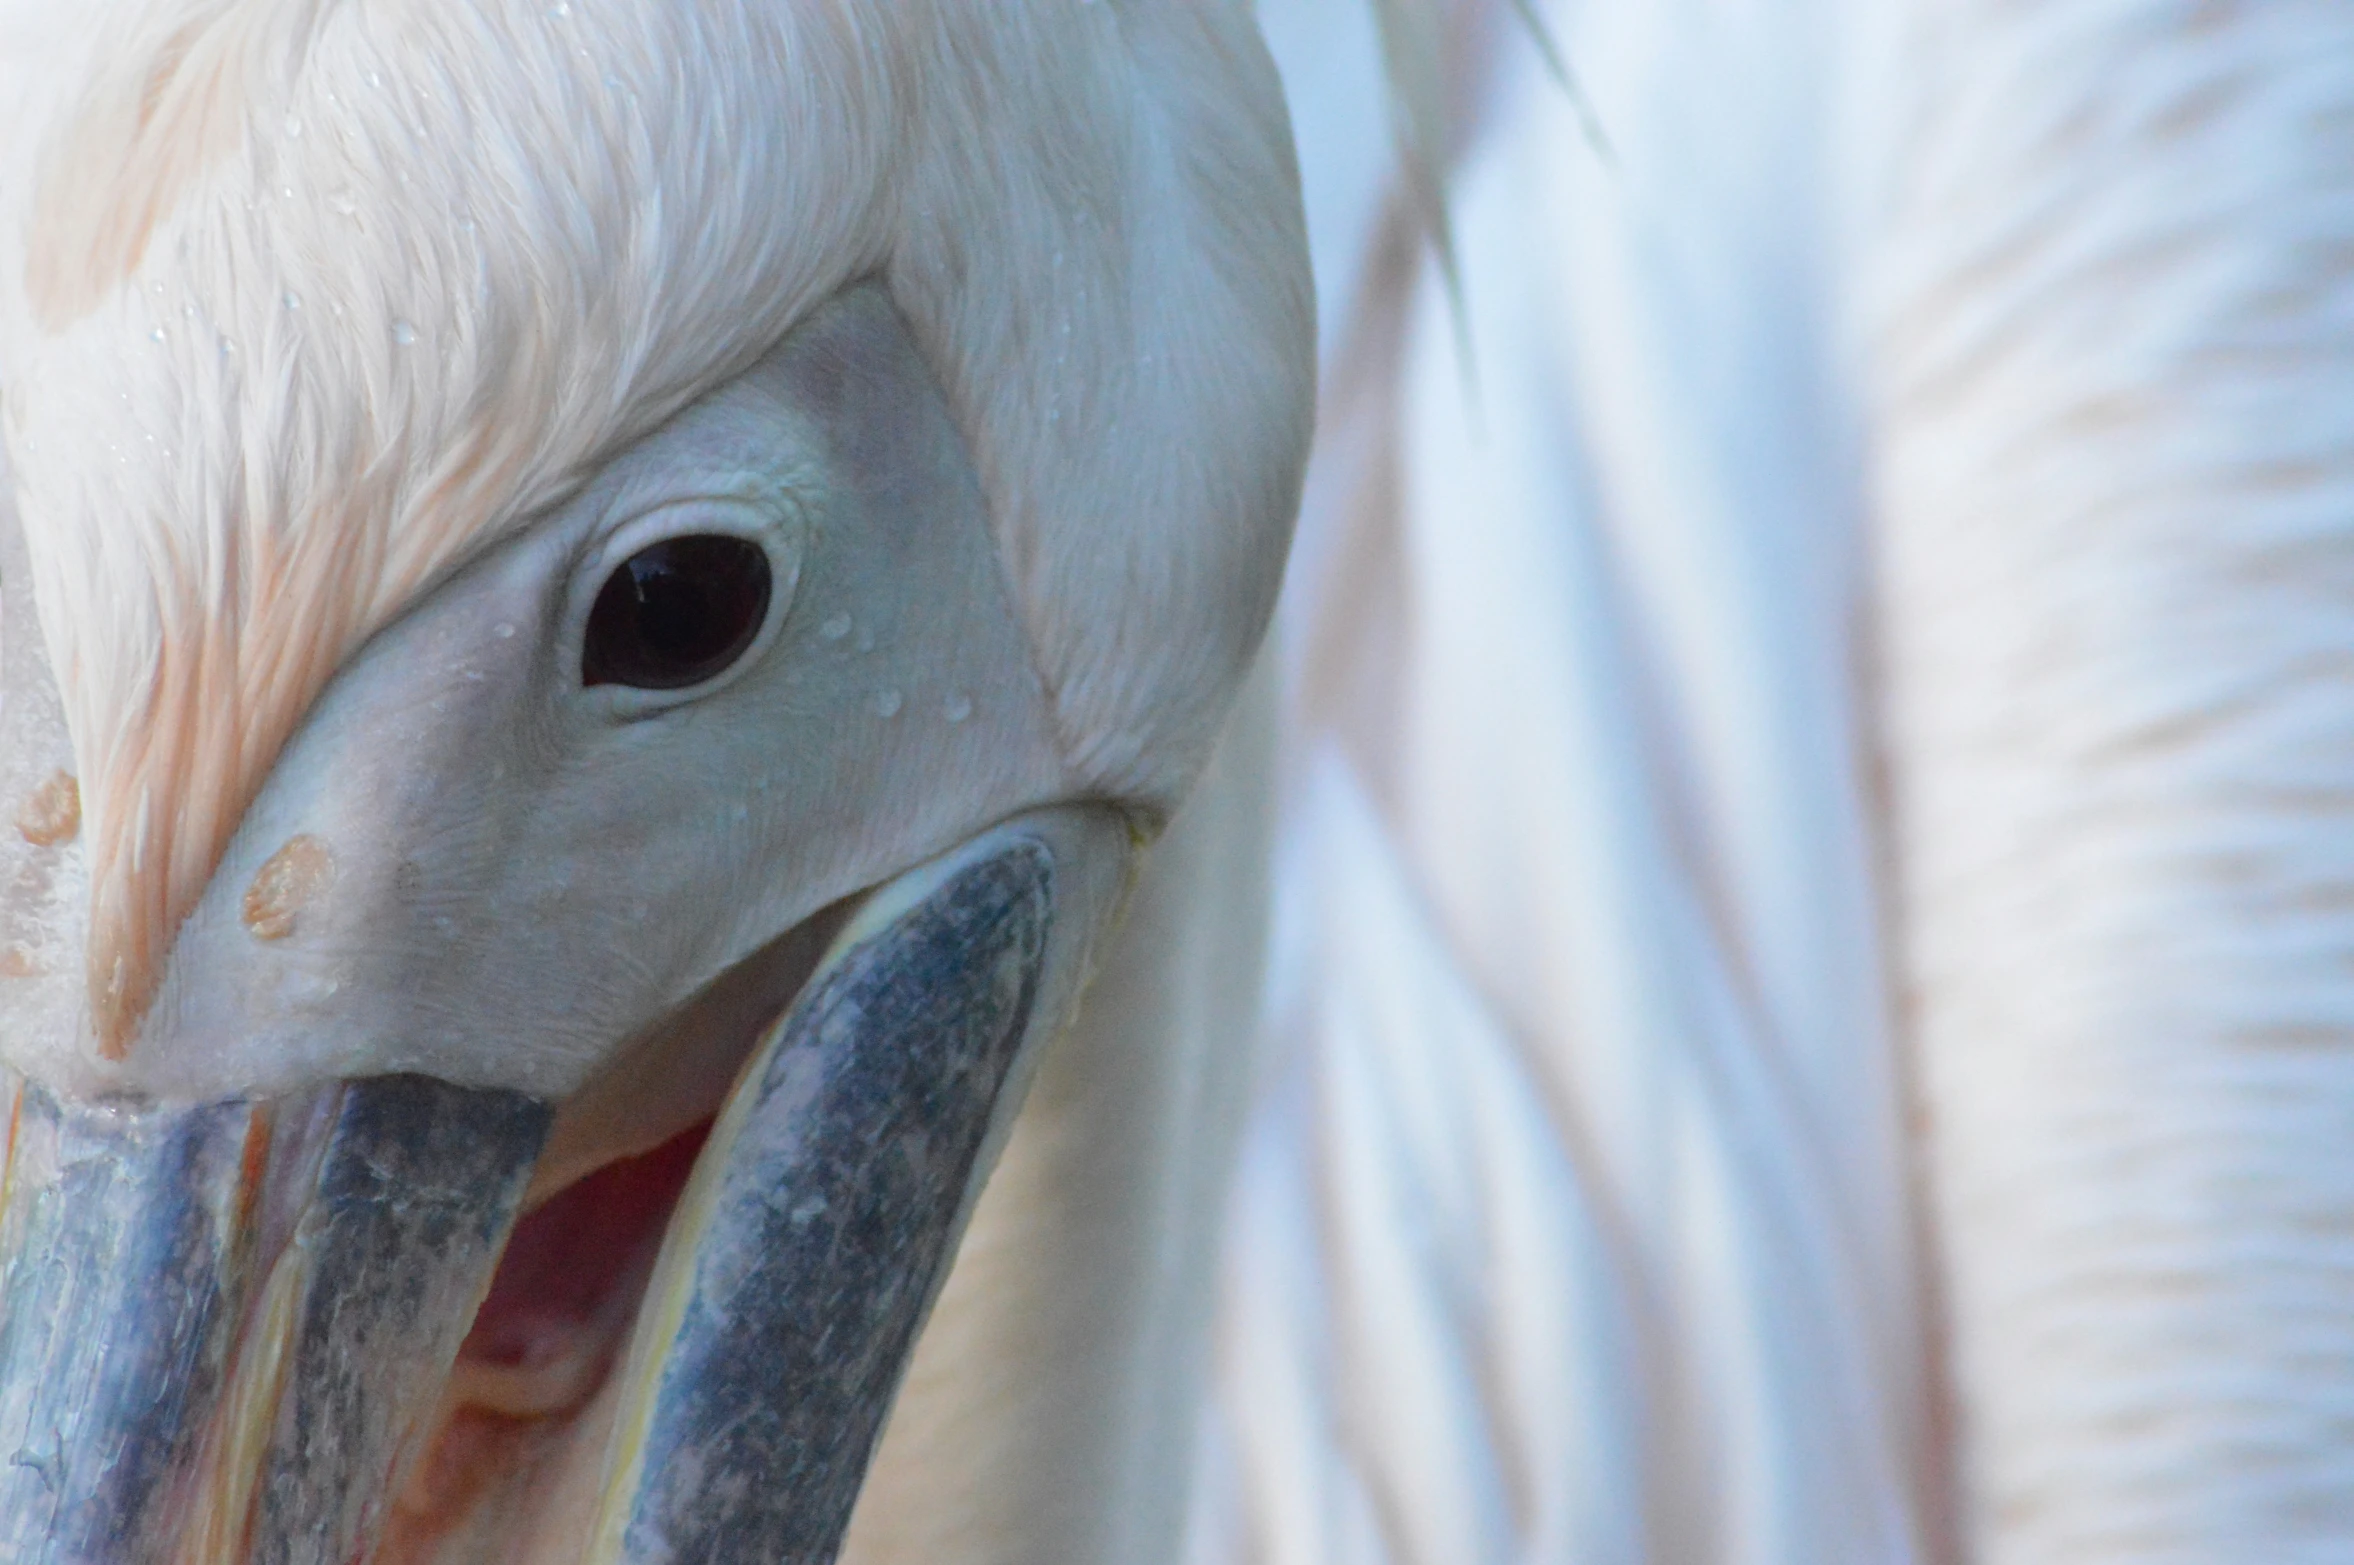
left=1872, top=4, right=2354, bottom=1557
left=1233, top=0, right=2354, bottom=1561
left=1220, top=0, right=1934, bottom=1558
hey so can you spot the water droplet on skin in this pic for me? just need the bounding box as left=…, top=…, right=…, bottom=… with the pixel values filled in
left=243, top=835, right=336, bottom=942
left=820, top=613, right=852, bottom=642
left=944, top=694, right=972, bottom=724
left=873, top=689, right=902, bottom=718
left=391, top=320, right=418, bottom=346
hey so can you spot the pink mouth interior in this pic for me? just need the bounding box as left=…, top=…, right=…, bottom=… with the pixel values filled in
left=385, top=1119, right=714, bottom=1556
left=461, top=1119, right=712, bottom=1388
left=382, top=902, right=849, bottom=1555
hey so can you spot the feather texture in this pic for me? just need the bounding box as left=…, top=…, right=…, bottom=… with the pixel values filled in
left=1219, top=2, right=1935, bottom=1559
left=1226, top=0, right=2354, bottom=1560
left=1872, top=4, right=2354, bottom=1557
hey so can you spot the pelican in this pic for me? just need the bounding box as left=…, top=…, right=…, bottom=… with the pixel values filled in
left=0, top=2, right=1308, bottom=1560
left=5, top=0, right=2352, bottom=1562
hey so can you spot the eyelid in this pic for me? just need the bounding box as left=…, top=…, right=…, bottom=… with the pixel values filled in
left=585, top=483, right=801, bottom=581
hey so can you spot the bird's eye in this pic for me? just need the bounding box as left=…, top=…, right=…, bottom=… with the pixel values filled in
left=582, top=534, right=773, bottom=690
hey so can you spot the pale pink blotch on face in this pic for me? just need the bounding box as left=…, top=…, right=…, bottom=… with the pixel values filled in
left=242, top=836, right=336, bottom=942
left=16, top=773, right=80, bottom=849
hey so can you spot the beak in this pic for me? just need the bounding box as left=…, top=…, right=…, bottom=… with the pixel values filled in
left=0, top=1075, right=548, bottom=1565
left=583, top=806, right=1130, bottom=1562
left=0, top=806, right=1129, bottom=1564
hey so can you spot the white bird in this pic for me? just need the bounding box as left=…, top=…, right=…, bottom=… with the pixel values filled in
left=0, top=3, right=1308, bottom=1561
left=1, top=0, right=2349, bottom=1562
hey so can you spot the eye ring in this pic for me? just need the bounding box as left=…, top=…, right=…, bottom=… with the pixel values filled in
left=581, top=533, right=776, bottom=692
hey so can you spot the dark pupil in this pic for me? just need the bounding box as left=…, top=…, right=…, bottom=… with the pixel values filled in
left=582, top=534, right=773, bottom=690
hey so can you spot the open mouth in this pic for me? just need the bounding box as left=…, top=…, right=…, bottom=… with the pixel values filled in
left=457, top=1123, right=716, bottom=1426
left=0, top=807, right=1131, bottom=1565
left=385, top=1121, right=711, bottom=1558
left=384, top=899, right=853, bottom=1556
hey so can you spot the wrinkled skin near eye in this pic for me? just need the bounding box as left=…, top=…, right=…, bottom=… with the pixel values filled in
left=582, top=534, right=774, bottom=690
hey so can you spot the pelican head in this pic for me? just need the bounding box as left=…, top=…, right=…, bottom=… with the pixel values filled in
left=0, top=2, right=1310, bottom=1558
